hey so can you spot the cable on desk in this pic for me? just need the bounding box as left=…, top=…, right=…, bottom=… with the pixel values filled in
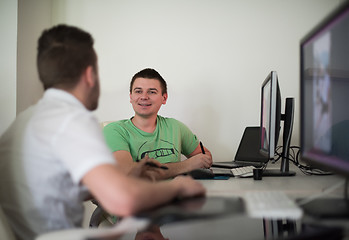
left=272, top=145, right=333, bottom=176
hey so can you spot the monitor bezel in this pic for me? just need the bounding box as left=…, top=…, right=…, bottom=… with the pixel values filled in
left=260, top=71, right=281, bottom=160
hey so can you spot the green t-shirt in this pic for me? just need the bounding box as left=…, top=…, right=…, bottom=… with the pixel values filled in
left=103, top=115, right=199, bottom=163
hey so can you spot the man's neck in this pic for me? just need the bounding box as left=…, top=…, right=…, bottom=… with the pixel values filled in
left=54, top=85, right=88, bottom=109
left=131, top=115, right=157, bottom=133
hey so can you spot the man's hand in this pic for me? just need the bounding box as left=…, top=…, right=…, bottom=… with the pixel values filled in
left=171, top=175, right=206, bottom=198
left=187, top=153, right=213, bottom=169
left=129, top=155, right=167, bottom=181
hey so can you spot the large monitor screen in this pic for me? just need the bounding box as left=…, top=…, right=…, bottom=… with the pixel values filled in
left=300, top=2, right=349, bottom=176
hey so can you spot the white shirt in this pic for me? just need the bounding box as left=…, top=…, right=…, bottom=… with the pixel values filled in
left=0, top=89, right=115, bottom=240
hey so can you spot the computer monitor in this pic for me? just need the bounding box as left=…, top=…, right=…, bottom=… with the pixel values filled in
left=260, top=71, right=295, bottom=176
left=300, top=1, right=349, bottom=218
left=260, top=71, right=281, bottom=159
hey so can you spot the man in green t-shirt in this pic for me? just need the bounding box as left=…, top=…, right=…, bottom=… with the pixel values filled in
left=104, top=68, right=212, bottom=180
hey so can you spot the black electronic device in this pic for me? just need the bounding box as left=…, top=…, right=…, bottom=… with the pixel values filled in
left=185, top=168, right=234, bottom=179
left=259, top=71, right=295, bottom=176
left=186, top=168, right=215, bottom=179
left=300, top=1, right=349, bottom=218
left=136, top=196, right=244, bottom=225
left=212, top=127, right=268, bottom=169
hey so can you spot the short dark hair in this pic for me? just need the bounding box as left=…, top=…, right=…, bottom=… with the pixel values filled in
left=37, top=24, right=97, bottom=90
left=130, top=68, right=167, bottom=95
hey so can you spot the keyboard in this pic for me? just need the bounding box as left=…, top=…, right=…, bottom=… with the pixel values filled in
left=244, top=191, right=303, bottom=220
left=230, top=166, right=255, bottom=177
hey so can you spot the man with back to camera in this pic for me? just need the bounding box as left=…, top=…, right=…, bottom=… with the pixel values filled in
left=103, top=68, right=213, bottom=180
left=0, top=25, right=205, bottom=240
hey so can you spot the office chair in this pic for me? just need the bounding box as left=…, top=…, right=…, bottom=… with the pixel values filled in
left=0, top=205, right=16, bottom=240
left=100, top=121, right=114, bottom=128
left=88, top=199, right=116, bottom=228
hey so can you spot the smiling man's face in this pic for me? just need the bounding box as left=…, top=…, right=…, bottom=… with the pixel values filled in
left=130, top=77, right=168, bottom=119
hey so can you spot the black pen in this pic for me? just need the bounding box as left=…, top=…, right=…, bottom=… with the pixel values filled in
left=137, top=155, right=168, bottom=170
left=200, top=141, right=205, bottom=154
left=145, top=162, right=169, bottom=170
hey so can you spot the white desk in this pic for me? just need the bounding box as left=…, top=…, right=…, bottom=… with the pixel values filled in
left=205, top=164, right=344, bottom=199
left=37, top=163, right=349, bottom=240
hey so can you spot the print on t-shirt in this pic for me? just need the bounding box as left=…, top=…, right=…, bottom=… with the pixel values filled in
left=137, top=139, right=180, bottom=163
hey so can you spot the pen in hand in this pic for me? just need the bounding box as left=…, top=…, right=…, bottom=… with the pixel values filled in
left=145, top=161, right=169, bottom=170
left=200, top=141, right=205, bottom=154
left=137, top=154, right=168, bottom=170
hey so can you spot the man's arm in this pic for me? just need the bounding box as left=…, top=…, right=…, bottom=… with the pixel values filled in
left=160, top=144, right=213, bottom=177
left=81, top=163, right=205, bottom=216
left=187, top=144, right=213, bottom=162
left=112, top=144, right=212, bottom=180
left=112, top=150, right=138, bottom=174
left=113, top=150, right=168, bottom=181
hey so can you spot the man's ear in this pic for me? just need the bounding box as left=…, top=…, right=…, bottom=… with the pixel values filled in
left=162, top=93, right=168, bottom=105
left=84, top=66, right=96, bottom=88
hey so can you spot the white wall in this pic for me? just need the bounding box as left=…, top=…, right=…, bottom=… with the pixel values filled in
left=0, top=0, right=17, bottom=135
left=0, top=0, right=51, bottom=136
left=13, top=0, right=344, bottom=162
left=17, top=0, right=50, bottom=114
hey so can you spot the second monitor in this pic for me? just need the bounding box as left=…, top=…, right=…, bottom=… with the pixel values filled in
left=260, top=71, right=296, bottom=176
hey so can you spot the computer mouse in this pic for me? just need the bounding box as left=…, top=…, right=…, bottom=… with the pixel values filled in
left=187, top=168, right=215, bottom=179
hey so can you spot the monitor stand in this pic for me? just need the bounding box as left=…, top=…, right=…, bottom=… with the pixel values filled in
left=263, top=98, right=296, bottom=177
left=262, top=157, right=296, bottom=176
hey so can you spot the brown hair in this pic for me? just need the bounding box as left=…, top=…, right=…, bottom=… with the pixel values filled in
left=130, top=68, right=167, bottom=95
left=37, top=24, right=97, bottom=90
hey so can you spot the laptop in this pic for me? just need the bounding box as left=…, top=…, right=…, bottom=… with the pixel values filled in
left=212, top=127, right=268, bottom=169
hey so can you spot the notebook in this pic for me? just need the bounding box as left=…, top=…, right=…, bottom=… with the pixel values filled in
left=212, top=127, right=268, bottom=169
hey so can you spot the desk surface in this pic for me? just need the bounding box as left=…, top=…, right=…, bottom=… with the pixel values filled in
left=37, top=163, right=349, bottom=240
left=205, top=163, right=344, bottom=199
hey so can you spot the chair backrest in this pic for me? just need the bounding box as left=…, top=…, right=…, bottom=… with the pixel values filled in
left=100, top=121, right=114, bottom=129
left=0, top=206, right=16, bottom=240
